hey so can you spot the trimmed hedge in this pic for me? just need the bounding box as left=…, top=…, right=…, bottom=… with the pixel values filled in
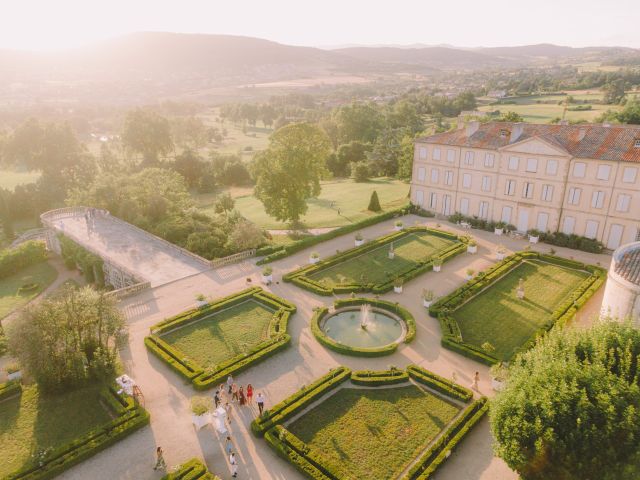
left=256, top=205, right=413, bottom=265
left=0, top=241, right=47, bottom=280
left=429, top=251, right=606, bottom=365
left=0, top=380, right=22, bottom=402
left=146, top=287, right=297, bottom=391
left=5, top=385, right=150, bottom=480
left=256, top=366, right=486, bottom=480
left=161, top=458, right=220, bottom=480
left=310, top=298, right=416, bottom=357
left=58, top=235, right=105, bottom=286
left=284, top=226, right=466, bottom=296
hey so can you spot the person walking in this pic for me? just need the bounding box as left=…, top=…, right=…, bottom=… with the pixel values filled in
left=225, top=402, right=232, bottom=424
left=246, top=384, right=253, bottom=405
left=471, top=371, right=480, bottom=391
left=239, top=386, right=246, bottom=406
left=153, top=446, right=167, bottom=471
left=214, top=389, right=221, bottom=409
left=231, top=383, right=239, bottom=403
left=256, top=392, right=265, bottom=415
left=225, top=436, right=233, bottom=455
left=226, top=375, right=234, bottom=394
left=229, top=452, right=238, bottom=478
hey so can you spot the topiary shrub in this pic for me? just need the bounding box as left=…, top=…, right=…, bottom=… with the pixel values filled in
left=367, top=190, right=381, bottom=212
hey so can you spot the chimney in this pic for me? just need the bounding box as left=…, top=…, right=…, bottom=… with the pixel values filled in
left=577, top=127, right=587, bottom=141
left=509, top=122, right=524, bottom=143
left=465, top=121, right=480, bottom=137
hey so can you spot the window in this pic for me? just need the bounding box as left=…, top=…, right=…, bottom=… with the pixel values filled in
left=563, top=216, right=576, bottom=235
left=478, top=201, right=489, bottom=219
left=484, top=153, right=495, bottom=167
left=623, top=167, right=638, bottom=183
left=573, top=162, right=586, bottom=178
left=430, top=168, right=439, bottom=184
left=415, top=190, right=424, bottom=206
left=464, top=151, right=474, bottom=166
left=505, top=179, right=516, bottom=196
left=462, top=173, right=472, bottom=188
left=499, top=129, right=509, bottom=138
left=481, top=175, right=491, bottom=192
left=460, top=198, right=469, bottom=215
left=568, top=187, right=581, bottom=205
left=444, top=170, right=454, bottom=186
left=541, top=184, right=554, bottom=202
left=429, top=192, right=437, bottom=209
left=546, top=159, right=558, bottom=176
left=616, top=194, right=631, bottom=213
left=537, top=212, right=549, bottom=232
left=442, top=195, right=452, bottom=215
left=591, top=190, right=605, bottom=209
left=433, top=148, right=441, bottom=161
left=636, top=228, right=640, bottom=242
left=447, top=149, right=455, bottom=163
left=419, top=147, right=427, bottom=159
left=596, top=164, right=611, bottom=181
left=522, top=182, right=534, bottom=199
left=417, top=167, right=426, bottom=182
left=508, top=156, right=519, bottom=170
left=635, top=138, right=640, bottom=148
left=585, top=220, right=599, bottom=239
left=526, top=158, right=538, bottom=173
left=501, top=206, right=512, bottom=224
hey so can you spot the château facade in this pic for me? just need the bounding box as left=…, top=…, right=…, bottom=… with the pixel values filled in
left=411, top=121, right=640, bottom=249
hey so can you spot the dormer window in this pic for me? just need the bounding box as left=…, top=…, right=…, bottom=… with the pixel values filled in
left=500, top=129, right=509, bottom=138
left=634, top=138, right=640, bottom=148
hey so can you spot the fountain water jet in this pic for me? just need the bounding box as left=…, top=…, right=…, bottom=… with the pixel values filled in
left=360, top=303, right=371, bottom=329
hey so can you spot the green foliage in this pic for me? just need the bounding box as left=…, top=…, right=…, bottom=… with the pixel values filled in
left=122, top=108, right=174, bottom=165
left=333, top=102, right=384, bottom=144
left=407, top=364, right=473, bottom=403
left=161, top=458, right=220, bottom=480
left=499, top=111, right=525, bottom=122
left=0, top=379, right=21, bottom=402
left=350, top=161, right=369, bottom=182
left=540, top=231, right=604, bottom=253
left=491, top=322, right=640, bottom=480
left=367, top=190, right=381, bottom=212
left=0, top=240, right=47, bottom=280
left=253, top=123, right=332, bottom=223
left=351, top=369, right=409, bottom=386
left=58, top=235, right=104, bottom=285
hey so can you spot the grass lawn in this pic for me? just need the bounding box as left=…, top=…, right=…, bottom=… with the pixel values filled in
left=0, top=384, right=112, bottom=478
left=287, top=386, right=461, bottom=479
left=0, top=262, right=58, bottom=320
left=161, top=300, right=275, bottom=367
left=453, top=260, right=589, bottom=361
left=195, top=178, right=409, bottom=230
left=309, top=231, right=455, bottom=287
left=0, top=169, right=41, bottom=190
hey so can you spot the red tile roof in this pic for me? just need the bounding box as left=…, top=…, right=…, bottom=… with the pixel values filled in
left=417, top=122, right=640, bottom=163
left=615, top=245, right=640, bottom=286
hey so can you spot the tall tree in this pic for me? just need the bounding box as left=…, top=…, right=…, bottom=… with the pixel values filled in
left=334, top=102, right=384, bottom=144
left=253, top=123, right=331, bottom=224
left=122, top=109, right=173, bottom=165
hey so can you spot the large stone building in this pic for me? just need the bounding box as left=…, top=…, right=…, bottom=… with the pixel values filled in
left=601, top=241, right=640, bottom=324
left=411, top=121, right=640, bottom=249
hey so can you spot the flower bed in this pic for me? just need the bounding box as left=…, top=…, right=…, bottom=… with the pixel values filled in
left=254, top=366, right=487, bottom=480
left=429, top=251, right=606, bottom=364
left=145, top=287, right=296, bottom=390
left=284, top=227, right=466, bottom=296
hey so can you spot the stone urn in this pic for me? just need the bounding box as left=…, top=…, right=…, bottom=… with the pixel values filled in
left=467, top=243, right=478, bottom=254
left=494, top=227, right=503, bottom=236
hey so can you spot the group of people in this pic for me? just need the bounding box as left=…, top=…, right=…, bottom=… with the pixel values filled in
left=83, top=207, right=106, bottom=235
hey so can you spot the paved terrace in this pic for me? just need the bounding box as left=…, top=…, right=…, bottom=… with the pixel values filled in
left=43, top=208, right=210, bottom=287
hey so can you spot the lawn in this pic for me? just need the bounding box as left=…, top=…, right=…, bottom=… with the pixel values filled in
left=0, top=384, right=112, bottom=478
left=0, top=262, right=58, bottom=320
left=309, top=230, right=455, bottom=287
left=195, top=178, right=409, bottom=230
left=287, top=385, right=461, bottom=479
left=453, top=260, right=589, bottom=361
left=160, top=300, right=275, bottom=367
left=0, top=169, right=41, bottom=190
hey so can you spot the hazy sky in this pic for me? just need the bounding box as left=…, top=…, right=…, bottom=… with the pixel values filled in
left=1, top=0, right=638, bottom=50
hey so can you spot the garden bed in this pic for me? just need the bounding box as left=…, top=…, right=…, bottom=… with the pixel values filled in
left=429, top=251, right=606, bottom=364
left=284, top=227, right=466, bottom=295
left=252, top=366, right=486, bottom=480
left=161, top=458, right=220, bottom=479
left=145, top=287, right=296, bottom=390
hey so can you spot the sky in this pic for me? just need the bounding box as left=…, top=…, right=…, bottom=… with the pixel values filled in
left=1, top=0, right=638, bottom=51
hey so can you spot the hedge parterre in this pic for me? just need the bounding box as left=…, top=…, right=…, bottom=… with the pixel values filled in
left=284, top=227, right=467, bottom=295
left=429, top=251, right=606, bottom=365
left=145, top=287, right=296, bottom=390
left=161, top=458, right=220, bottom=480
left=252, top=366, right=486, bottom=480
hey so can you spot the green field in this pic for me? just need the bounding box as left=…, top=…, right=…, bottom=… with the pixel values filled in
left=309, top=231, right=455, bottom=287
left=161, top=300, right=274, bottom=367
left=0, top=262, right=58, bottom=320
left=453, top=260, right=589, bottom=361
left=287, top=386, right=461, bottom=479
left=0, top=384, right=112, bottom=478
left=0, top=170, right=41, bottom=191
left=197, top=178, right=409, bottom=230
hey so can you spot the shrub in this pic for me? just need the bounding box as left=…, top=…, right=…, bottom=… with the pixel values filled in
left=351, top=162, right=369, bottom=182
left=0, top=380, right=22, bottom=402
left=0, top=241, right=47, bottom=280
left=161, top=458, right=220, bottom=480
left=191, top=396, right=213, bottom=416
left=367, top=190, right=381, bottom=212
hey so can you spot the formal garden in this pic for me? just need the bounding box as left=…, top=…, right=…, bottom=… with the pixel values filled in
left=145, top=287, right=296, bottom=390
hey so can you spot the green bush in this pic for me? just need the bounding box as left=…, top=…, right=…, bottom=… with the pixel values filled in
left=407, top=365, right=473, bottom=402
left=367, top=190, right=381, bottom=212
left=58, top=235, right=105, bottom=286
left=0, top=380, right=22, bottom=402
left=0, top=241, right=47, bottom=280
left=161, top=458, right=220, bottom=480
left=351, top=369, right=409, bottom=386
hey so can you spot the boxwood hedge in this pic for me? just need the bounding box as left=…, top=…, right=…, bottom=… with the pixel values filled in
left=161, top=458, right=220, bottom=480
left=255, top=366, right=486, bottom=480
left=145, top=287, right=297, bottom=391
left=283, top=226, right=466, bottom=296
left=0, top=379, right=22, bottom=402
left=310, top=298, right=417, bottom=357
left=5, top=385, right=149, bottom=480
left=429, top=251, right=606, bottom=365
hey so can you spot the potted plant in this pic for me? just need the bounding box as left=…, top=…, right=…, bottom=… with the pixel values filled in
left=195, top=293, right=208, bottom=308
left=394, top=220, right=404, bottom=231
left=465, top=268, right=475, bottom=281
left=495, top=244, right=507, bottom=261
left=467, top=238, right=478, bottom=254
left=355, top=232, right=364, bottom=247
left=422, top=289, right=436, bottom=308
left=261, top=266, right=273, bottom=284
left=432, top=257, right=443, bottom=272
left=490, top=362, right=508, bottom=391
left=494, top=221, right=506, bottom=236
left=393, top=277, right=403, bottom=293
left=528, top=229, right=541, bottom=244
left=310, top=252, right=320, bottom=264
left=6, top=363, right=22, bottom=381
left=191, top=396, right=212, bottom=430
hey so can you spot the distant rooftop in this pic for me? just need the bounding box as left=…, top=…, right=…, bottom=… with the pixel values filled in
left=417, top=121, right=640, bottom=163
left=614, top=243, right=640, bottom=286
